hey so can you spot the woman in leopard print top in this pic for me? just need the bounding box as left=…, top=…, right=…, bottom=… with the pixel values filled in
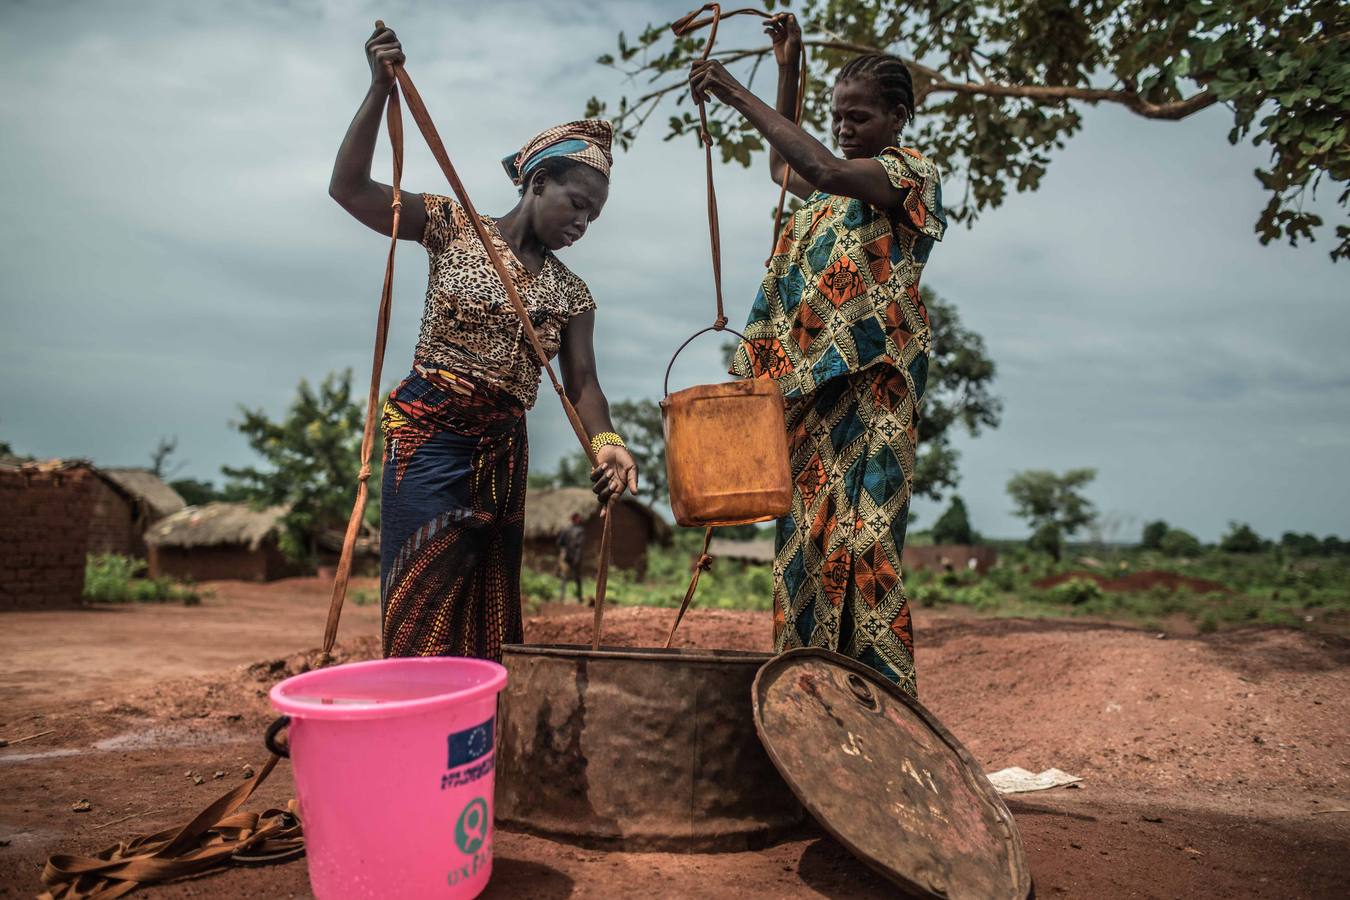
left=329, top=23, right=638, bottom=660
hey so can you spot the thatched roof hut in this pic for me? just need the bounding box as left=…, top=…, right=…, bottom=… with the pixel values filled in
left=523, top=488, right=671, bottom=578
left=524, top=488, right=671, bottom=543
left=146, top=502, right=302, bottom=582
left=146, top=502, right=288, bottom=550
left=99, top=468, right=187, bottom=521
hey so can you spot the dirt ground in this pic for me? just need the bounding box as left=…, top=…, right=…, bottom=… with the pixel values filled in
left=2, top=578, right=1348, bottom=898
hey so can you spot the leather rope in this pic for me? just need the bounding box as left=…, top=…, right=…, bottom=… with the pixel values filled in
left=40, top=30, right=623, bottom=899
left=664, top=525, right=715, bottom=648
left=39, top=756, right=302, bottom=899
left=664, top=4, right=807, bottom=648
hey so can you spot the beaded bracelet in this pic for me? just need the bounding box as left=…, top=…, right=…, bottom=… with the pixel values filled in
left=589, top=431, right=626, bottom=457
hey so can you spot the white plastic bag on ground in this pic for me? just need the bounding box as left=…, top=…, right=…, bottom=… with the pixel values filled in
left=986, top=766, right=1082, bottom=794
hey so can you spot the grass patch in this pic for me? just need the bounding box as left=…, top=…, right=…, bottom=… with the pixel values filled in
left=516, top=533, right=1349, bottom=635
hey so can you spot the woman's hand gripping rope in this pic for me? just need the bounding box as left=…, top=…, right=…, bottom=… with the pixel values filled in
left=591, top=444, right=640, bottom=511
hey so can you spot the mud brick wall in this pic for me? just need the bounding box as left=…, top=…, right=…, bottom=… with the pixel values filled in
left=149, top=543, right=289, bottom=583
left=86, top=476, right=140, bottom=557
left=0, top=465, right=97, bottom=610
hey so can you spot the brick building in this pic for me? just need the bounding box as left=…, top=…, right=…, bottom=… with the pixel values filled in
left=1, top=461, right=100, bottom=610
left=0, top=460, right=188, bottom=611
left=87, top=468, right=188, bottom=558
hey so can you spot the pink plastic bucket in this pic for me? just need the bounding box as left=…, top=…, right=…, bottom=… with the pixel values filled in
left=269, top=657, right=507, bottom=899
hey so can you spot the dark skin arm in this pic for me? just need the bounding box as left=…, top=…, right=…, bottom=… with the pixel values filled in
left=328, top=25, right=427, bottom=240
left=559, top=311, right=640, bottom=506
left=690, top=60, right=905, bottom=212
left=763, top=14, right=815, bottom=200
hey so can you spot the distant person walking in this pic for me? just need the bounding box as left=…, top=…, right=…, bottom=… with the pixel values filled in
left=329, top=24, right=638, bottom=661
left=557, top=512, right=586, bottom=602
left=691, top=15, right=945, bottom=697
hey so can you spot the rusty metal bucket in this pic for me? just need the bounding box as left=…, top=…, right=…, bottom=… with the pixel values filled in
left=495, top=643, right=804, bottom=850
left=660, top=326, right=792, bottom=528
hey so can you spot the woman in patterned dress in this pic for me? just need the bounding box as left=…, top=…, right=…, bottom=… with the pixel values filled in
left=329, top=24, right=638, bottom=660
left=690, top=16, right=945, bottom=697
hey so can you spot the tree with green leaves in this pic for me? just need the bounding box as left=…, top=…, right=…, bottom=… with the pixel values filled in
left=931, top=494, right=974, bottom=545
left=913, top=286, right=1000, bottom=501
left=1219, top=520, right=1265, bottom=553
left=168, top=477, right=250, bottom=508
left=222, top=371, right=377, bottom=563
left=1006, top=468, right=1097, bottom=561
left=596, top=0, right=1349, bottom=259
left=1159, top=527, right=1203, bottom=558
left=1140, top=519, right=1169, bottom=550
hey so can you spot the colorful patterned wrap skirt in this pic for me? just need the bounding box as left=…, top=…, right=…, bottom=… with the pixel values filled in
left=774, top=366, right=919, bottom=697
left=379, top=364, right=528, bottom=661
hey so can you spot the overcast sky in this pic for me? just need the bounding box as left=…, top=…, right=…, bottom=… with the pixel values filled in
left=2, top=0, right=1346, bottom=541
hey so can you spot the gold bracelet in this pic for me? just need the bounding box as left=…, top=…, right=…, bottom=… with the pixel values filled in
left=589, top=431, right=626, bottom=457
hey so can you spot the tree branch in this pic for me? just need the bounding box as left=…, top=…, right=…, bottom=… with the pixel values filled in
left=615, top=38, right=1219, bottom=136
left=801, top=40, right=1219, bottom=121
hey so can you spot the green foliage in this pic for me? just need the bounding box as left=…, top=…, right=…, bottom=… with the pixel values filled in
left=168, top=478, right=248, bottom=507
left=912, top=289, right=1002, bottom=501
left=349, top=587, right=380, bottom=607
left=222, top=371, right=376, bottom=564
left=1140, top=519, right=1169, bottom=550
left=83, top=554, right=199, bottom=604
left=931, top=495, right=974, bottom=545
left=1048, top=576, right=1105, bottom=606
left=597, top=0, right=1350, bottom=260
left=578, top=529, right=1350, bottom=637
left=1159, top=527, right=1203, bottom=558
left=1006, top=468, right=1097, bottom=561
left=1281, top=530, right=1350, bottom=557
left=1219, top=521, right=1265, bottom=554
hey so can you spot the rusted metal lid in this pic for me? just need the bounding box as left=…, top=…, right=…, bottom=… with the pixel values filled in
left=752, top=649, right=1032, bottom=900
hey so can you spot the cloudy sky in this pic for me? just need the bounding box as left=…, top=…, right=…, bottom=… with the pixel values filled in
left=2, top=0, right=1346, bottom=541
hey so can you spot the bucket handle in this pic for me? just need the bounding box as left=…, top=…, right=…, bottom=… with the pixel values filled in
left=663, top=324, right=750, bottom=398
left=264, top=715, right=291, bottom=759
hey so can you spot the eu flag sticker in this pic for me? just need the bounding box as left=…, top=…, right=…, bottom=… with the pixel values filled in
left=446, top=717, right=494, bottom=769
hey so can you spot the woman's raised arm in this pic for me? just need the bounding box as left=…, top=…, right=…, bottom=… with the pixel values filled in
left=328, top=23, right=427, bottom=241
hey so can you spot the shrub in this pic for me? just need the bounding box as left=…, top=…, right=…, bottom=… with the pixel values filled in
left=1049, top=577, right=1104, bottom=606
left=1140, top=520, right=1169, bottom=550
left=1219, top=521, right=1265, bottom=554
left=83, top=554, right=199, bottom=604
left=986, top=565, right=1017, bottom=592
left=1159, top=528, right=1202, bottom=558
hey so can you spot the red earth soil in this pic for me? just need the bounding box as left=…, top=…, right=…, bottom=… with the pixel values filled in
left=1, top=578, right=1347, bottom=898
left=1033, top=570, right=1233, bottom=594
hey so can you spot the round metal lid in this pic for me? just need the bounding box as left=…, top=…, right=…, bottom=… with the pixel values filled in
left=752, top=649, right=1032, bottom=900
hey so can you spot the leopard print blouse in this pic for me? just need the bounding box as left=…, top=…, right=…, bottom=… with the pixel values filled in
left=414, top=195, right=596, bottom=410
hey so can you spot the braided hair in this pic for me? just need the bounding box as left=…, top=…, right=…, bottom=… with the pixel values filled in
left=836, top=53, right=915, bottom=131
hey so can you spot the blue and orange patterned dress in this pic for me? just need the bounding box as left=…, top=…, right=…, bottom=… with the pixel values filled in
left=730, top=147, right=945, bottom=697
